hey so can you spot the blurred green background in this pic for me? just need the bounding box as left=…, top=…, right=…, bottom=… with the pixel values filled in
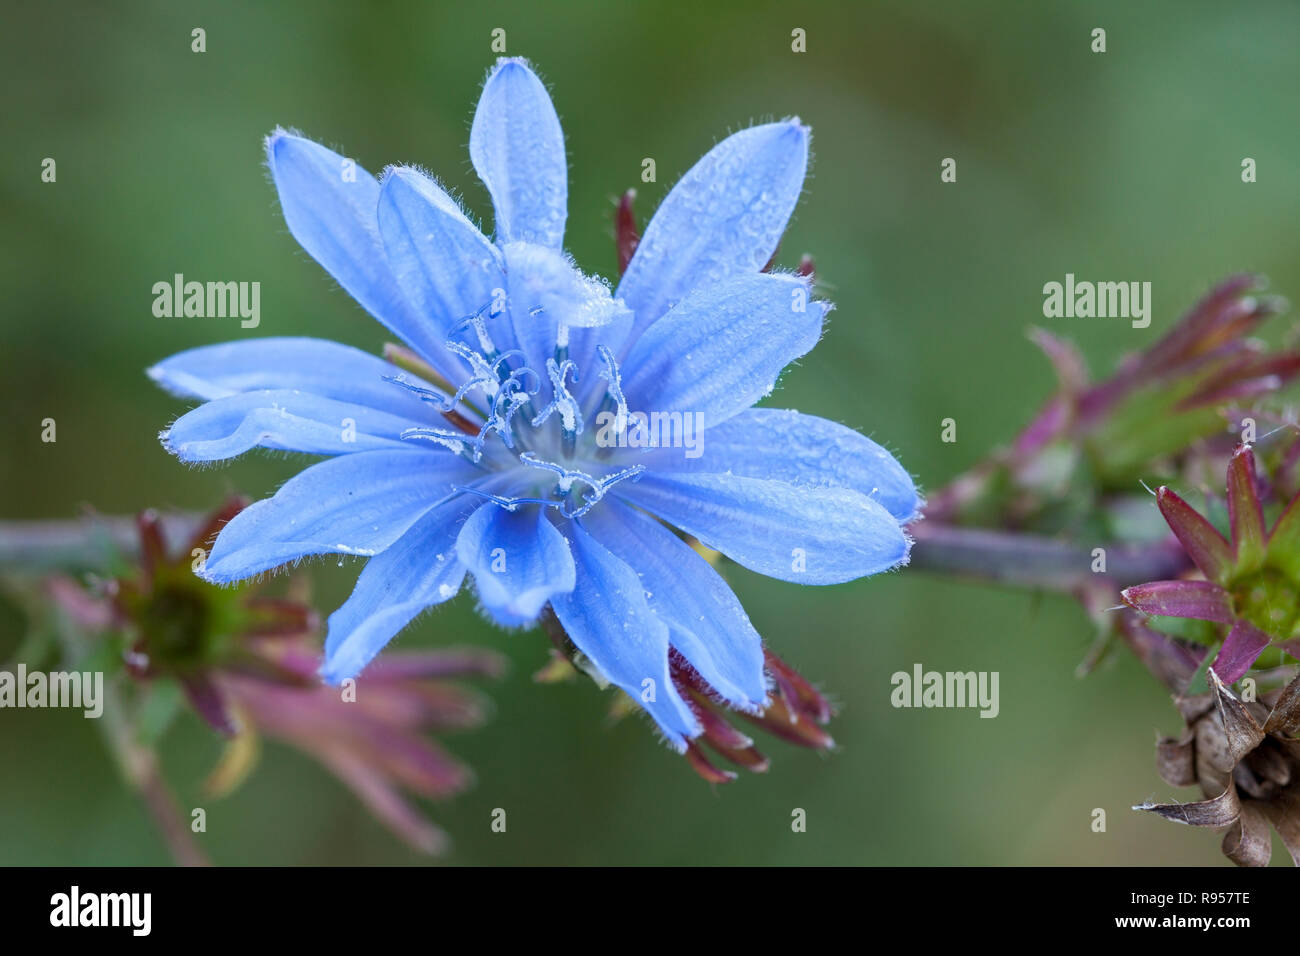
left=2, top=0, right=1298, bottom=865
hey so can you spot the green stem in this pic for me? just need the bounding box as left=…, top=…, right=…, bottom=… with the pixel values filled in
left=51, top=602, right=209, bottom=866
left=97, top=676, right=212, bottom=867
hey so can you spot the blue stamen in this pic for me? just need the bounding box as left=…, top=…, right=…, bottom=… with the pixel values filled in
left=400, top=425, right=484, bottom=463
left=452, top=484, right=561, bottom=513
left=530, top=358, right=584, bottom=443
left=518, top=452, right=644, bottom=517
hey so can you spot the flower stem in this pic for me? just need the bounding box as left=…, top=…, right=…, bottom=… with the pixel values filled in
left=0, top=513, right=202, bottom=572
left=99, top=686, right=212, bottom=867
left=3, top=513, right=1191, bottom=599
left=908, top=522, right=1191, bottom=592
left=49, top=597, right=210, bottom=866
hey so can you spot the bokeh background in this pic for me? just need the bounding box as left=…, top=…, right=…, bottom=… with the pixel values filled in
left=2, top=0, right=1299, bottom=865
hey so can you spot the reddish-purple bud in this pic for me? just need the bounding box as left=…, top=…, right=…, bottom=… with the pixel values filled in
left=180, top=673, right=240, bottom=737
left=1213, top=620, right=1274, bottom=684
left=136, top=509, right=167, bottom=582
left=1121, top=579, right=1235, bottom=624
left=684, top=741, right=737, bottom=784
left=1156, top=486, right=1235, bottom=585
left=615, top=189, right=639, bottom=277
left=1227, top=445, right=1267, bottom=572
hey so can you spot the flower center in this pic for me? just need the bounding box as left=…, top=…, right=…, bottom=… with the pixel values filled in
left=386, top=263, right=643, bottom=519
left=125, top=568, right=244, bottom=674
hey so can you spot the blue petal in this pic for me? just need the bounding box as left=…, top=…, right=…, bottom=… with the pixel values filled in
left=641, top=408, right=919, bottom=522
left=455, top=503, right=575, bottom=626
left=148, top=337, right=439, bottom=421
left=583, top=499, right=767, bottom=711
left=620, top=273, right=826, bottom=427
left=617, top=120, right=809, bottom=340
left=321, top=497, right=472, bottom=684
left=377, top=167, right=506, bottom=347
left=266, top=131, right=458, bottom=378
left=163, top=389, right=424, bottom=462
left=616, top=473, right=909, bottom=585
left=551, top=520, right=700, bottom=749
left=501, top=242, right=632, bottom=404
left=502, top=243, right=576, bottom=396
left=469, top=59, right=567, bottom=249
left=202, top=449, right=478, bottom=583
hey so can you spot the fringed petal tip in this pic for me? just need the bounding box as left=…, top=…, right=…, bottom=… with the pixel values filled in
left=485, top=55, right=539, bottom=76
left=263, top=125, right=289, bottom=154
left=896, top=491, right=926, bottom=528
left=661, top=726, right=694, bottom=756
left=263, top=126, right=314, bottom=174
left=145, top=363, right=188, bottom=399
left=894, top=529, right=915, bottom=571
left=317, top=659, right=352, bottom=688
left=196, top=560, right=288, bottom=590
left=782, top=115, right=810, bottom=137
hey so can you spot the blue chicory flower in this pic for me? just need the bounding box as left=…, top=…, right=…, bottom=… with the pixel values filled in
left=149, top=58, right=917, bottom=751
